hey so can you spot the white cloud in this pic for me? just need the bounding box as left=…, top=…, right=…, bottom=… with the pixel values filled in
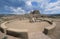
left=40, top=0, right=50, bottom=8
left=25, top=0, right=50, bottom=11
left=27, top=10, right=34, bottom=13
left=26, top=1, right=32, bottom=6
left=4, top=6, right=26, bottom=14
left=27, top=0, right=43, bottom=2
left=44, top=1, right=60, bottom=14
left=9, top=7, right=26, bottom=14
left=45, top=1, right=60, bottom=11
left=11, top=7, right=25, bottom=14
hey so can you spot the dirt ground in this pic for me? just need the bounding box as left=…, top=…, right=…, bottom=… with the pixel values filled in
left=48, top=18, right=60, bottom=39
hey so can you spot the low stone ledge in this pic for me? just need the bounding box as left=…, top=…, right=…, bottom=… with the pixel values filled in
left=43, top=22, right=56, bottom=35
left=7, top=28, right=28, bottom=33
left=1, top=21, right=8, bottom=29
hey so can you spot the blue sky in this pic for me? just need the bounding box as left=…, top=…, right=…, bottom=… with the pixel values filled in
left=0, top=0, right=60, bottom=14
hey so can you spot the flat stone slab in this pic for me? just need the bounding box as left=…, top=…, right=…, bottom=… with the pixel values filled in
left=45, top=22, right=56, bottom=30
left=28, top=32, right=51, bottom=39
left=0, top=31, right=20, bottom=39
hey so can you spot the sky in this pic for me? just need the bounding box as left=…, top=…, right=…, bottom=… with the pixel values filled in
left=0, top=0, right=60, bottom=14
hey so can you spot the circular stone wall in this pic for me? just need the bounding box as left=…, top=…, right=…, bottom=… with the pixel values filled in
left=1, top=19, right=55, bottom=39
left=5, top=19, right=50, bottom=32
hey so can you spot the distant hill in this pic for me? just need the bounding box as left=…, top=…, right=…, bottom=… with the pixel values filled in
left=44, top=14, right=60, bottom=18
left=45, top=14, right=60, bottom=16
